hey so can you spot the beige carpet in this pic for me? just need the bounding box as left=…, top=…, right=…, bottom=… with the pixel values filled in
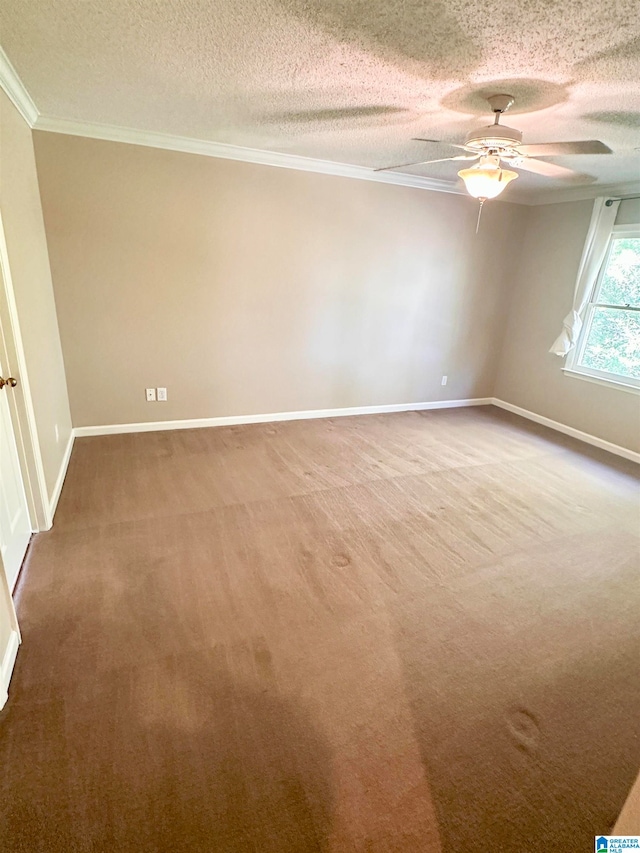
left=1, top=406, right=639, bottom=851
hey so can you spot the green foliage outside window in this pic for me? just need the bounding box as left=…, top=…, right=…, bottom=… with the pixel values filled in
left=580, top=238, right=640, bottom=380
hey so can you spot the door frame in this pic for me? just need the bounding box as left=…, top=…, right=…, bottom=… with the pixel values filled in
left=0, top=209, right=51, bottom=532
left=0, top=554, right=21, bottom=710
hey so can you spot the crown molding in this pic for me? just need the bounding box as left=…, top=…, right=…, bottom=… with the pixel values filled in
left=512, top=180, right=640, bottom=207
left=0, top=45, right=39, bottom=126
left=0, top=49, right=461, bottom=197
left=3, top=44, right=635, bottom=205
left=33, top=116, right=640, bottom=206
left=33, top=114, right=466, bottom=195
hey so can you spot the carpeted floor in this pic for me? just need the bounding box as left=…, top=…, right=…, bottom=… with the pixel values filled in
left=1, top=406, right=639, bottom=851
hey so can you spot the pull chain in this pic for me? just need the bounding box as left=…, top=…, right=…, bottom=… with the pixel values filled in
left=475, top=199, right=485, bottom=234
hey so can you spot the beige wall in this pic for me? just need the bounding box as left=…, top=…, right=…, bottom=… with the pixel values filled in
left=33, top=132, right=527, bottom=428
left=614, top=769, right=640, bottom=834
left=0, top=91, right=72, bottom=506
left=616, top=198, right=640, bottom=227
left=495, top=199, right=640, bottom=453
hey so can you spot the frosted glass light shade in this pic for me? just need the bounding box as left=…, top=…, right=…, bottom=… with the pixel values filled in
left=458, top=163, right=518, bottom=199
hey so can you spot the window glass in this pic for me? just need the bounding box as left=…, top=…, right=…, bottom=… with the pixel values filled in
left=597, top=237, right=640, bottom=308
left=574, top=231, right=640, bottom=386
left=580, top=307, right=640, bottom=379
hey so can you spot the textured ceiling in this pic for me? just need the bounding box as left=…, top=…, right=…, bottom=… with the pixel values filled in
left=1, top=0, right=639, bottom=197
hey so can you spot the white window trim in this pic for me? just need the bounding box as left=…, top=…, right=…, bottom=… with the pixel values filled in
left=563, top=223, right=640, bottom=393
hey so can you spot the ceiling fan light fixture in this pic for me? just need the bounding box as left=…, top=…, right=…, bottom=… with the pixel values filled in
left=376, top=95, right=610, bottom=192
left=457, top=158, right=518, bottom=200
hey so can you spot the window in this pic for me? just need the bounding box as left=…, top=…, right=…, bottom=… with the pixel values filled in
left=566, top=225, right=640, bottom=390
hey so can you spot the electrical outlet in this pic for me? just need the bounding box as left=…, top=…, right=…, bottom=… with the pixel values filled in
left=157, top=387, right=167, bottom=402
left=145, top=388, right=156, bottom=402
left=441, top=375, right=448, bottom=386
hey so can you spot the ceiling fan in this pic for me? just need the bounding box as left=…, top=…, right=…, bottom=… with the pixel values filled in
left=375, top=94, right=613, bottom=202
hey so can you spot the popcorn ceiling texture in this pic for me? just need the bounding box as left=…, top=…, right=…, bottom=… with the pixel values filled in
left=0, top=0, right=639, bottom=193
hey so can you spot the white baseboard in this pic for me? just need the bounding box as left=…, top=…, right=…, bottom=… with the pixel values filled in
left=47, top=431, right=75, bottom=526
left=70, top=397, right=638, bottom=463
left=0, top=629, right=20, bottom=711
left=72, top=398, right=494, bottom=437
left=491, top=398, right=640, bottom=464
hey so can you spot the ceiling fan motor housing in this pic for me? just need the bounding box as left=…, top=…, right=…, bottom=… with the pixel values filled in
left=464, top=124, right=523, bottom=152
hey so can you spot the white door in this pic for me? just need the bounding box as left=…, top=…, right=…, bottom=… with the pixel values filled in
left=0, top=363, right=31, bottom=592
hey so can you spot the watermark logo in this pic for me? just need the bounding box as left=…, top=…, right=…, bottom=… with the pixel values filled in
left=595, top=838, right=640, bottom=852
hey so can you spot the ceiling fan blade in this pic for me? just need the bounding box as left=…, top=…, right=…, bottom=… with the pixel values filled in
left=518, top=140, right=612, bottom=157
left=412, top=138, right=470, bottom=151
left=374, top=154, right=478, bottom=173
left=515, top=157, right=592, bottom=181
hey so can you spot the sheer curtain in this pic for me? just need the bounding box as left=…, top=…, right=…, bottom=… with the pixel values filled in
left=549, top=197, right=620, bottom=357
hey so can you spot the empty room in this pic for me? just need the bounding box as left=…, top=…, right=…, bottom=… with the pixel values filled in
left=0, top=2, right=639, bottom=851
